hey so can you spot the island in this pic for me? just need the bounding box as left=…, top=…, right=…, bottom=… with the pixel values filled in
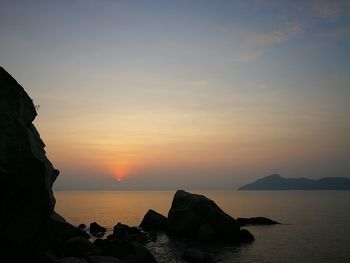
left=239, top=174, right=350, bottom=190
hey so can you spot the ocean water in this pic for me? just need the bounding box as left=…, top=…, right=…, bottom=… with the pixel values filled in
left=55, top=191, right=350, bottom=263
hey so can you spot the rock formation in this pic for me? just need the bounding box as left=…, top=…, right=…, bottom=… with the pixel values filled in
left=0, top=67, right=157, bottom=263
left=167, top=190, right=254, bottom=243
left=139, top=209, right=168, bottom=231
left=0, top=67, right=60, bottom=261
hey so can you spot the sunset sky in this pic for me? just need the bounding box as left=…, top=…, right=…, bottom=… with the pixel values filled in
left=1, top=0, right=349, bottom=190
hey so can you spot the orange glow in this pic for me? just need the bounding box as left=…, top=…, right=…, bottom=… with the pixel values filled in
left=108, top=163, right=130, bottom=182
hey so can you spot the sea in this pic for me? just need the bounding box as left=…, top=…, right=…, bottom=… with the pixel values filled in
left=55, top=191, right=350, bottom=263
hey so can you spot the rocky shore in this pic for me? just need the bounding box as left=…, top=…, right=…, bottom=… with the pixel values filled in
left=0, top=67, right=279, bottom=263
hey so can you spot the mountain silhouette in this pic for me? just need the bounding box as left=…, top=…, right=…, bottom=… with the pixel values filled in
left=239, top=174, right=350, bottom=190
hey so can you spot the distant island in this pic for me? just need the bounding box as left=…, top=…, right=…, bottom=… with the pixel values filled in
left=239, top=174, right=350, bottom=190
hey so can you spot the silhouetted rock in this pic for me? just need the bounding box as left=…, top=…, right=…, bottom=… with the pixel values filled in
left=182, top=248, right=214, bottom=263
left=90, top=222, right=106, bottom=236
left=239, top=174, right=350, bottom=190
left=61, top=237, right=99, bottom=257
left=78, top=224, right=87, bottom=230
left=100, top=237, right=157, bottom=263
left=140, top=209, right=168, bottom=231
left=237, top=217, right=280, bottom=226
left=148, top=230, right=157, bottom=241
left=113, top=222, right=148, bottom=243
left=0, top=67, right=64, bottom=261
left=168, top=190, right=252, bottom=243
left=196, top=224, right=216, bottom=241
left=238, top=229, right=255, bottom=243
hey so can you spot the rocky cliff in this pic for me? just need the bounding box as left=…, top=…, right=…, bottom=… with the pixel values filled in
left=0, top=67, right=59, bottom=261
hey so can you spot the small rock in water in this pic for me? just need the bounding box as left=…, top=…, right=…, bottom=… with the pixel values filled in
left=182, top=248, right=214, bottom=263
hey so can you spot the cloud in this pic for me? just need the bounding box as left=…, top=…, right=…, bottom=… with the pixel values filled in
left=235, top=22, right=303, bottom=63
left=246, top=22, right=303, bottom=47
left=310, top=0, right=350, bottom=19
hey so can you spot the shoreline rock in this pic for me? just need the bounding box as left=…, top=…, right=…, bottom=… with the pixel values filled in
left=139, top=209, right=168, bottom=231
left=167, top=190, right=254, bottom=243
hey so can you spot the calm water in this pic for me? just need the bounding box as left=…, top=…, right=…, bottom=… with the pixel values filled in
left=55, top=191, right=350, bottom=263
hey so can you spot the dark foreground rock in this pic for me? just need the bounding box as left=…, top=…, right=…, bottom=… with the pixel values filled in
left=167, top=190, right=253, bottom=243
left=237, top=217, right=280, bottom=226
left=0, top=67, right=141, bottom=263
left=0, top=67, right=62, bottom=261
left=61, top=237, right=99, bottom=257
left=96, top=237, right=157, bottom=263
left=140, top=209, right=168, bottom=231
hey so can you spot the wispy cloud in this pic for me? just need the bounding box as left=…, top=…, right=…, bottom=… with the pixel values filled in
left=310, top=0, right=350, bottom=19
left=246, top=22, right=303, bottom=47
left=236, top=22, right=303, bottom=63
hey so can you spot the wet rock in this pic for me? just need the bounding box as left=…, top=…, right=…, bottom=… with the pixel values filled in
left=139, top=209, right=168, bottom=231
left=100, top=237, right=157, bottom=263
left=61, top=237, right=100, bottom=257
left=237, top=217, right=280, bottom=226
left=90, top=222, right=106, bottom=236
left=168, top=190, right=252, bottom=243
left=182, top=248, right=214, bottom=263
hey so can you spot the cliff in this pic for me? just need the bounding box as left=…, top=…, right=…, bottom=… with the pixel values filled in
left=0, top=67, right=60, bottom=261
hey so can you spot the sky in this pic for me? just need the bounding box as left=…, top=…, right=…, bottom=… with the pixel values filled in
left=1, top=0, right=349, bottom=190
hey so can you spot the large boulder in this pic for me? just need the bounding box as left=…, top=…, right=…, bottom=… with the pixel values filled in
left=0, top=67, right=61, bottom=261
left=168, top=190, right=253, bottom=243
left=139, top=209, right=168, bottom=231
